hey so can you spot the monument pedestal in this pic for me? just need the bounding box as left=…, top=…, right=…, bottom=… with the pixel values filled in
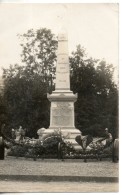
left=45, top=91, right=81, bottom=148
left=43, top=128, right=81, bottom=149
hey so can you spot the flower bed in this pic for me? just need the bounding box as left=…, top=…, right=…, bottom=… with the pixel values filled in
left=6, top=132, right=113, bottom=161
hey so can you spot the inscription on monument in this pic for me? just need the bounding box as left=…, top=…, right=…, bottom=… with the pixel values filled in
left=58, top=54, right=68, bottom=61
left=52, top=102, right=73, bottom=127
left=59, top=80, right=66, bottom=82
left=60, top=67, right=65, bottom=69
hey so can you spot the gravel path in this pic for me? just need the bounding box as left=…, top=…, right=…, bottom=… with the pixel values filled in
left=0, top=181, right=119, bottom=192
left=0, top=157, right=118, bottom=177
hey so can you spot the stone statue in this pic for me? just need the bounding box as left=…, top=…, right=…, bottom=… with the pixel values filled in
left=13, top=126, right=26, bottom=143
left=37, top=127, right=46, bottom=141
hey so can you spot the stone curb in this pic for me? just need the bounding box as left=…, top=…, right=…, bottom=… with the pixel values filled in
left=6, top=156, right=112, bottom=162
left=0, top=175, right=118, bottom=183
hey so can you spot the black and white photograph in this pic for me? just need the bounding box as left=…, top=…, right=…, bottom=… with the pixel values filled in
left=0, top=1, right=119, bottom=193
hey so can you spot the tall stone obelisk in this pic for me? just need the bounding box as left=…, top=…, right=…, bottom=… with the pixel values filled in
left=47, top=29, right=80, bottom=146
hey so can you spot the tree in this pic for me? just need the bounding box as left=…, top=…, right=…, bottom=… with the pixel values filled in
left=0, top=93, right=7, bottom=136
left=3, top=28, right=58, bottom=138
left=70, top=45, right=118, bottom=138
left=4, top=28, right=58, bottom=89
left=18, top=28, right=58, bottom=81
left=3, top=72, right=51, bottom=138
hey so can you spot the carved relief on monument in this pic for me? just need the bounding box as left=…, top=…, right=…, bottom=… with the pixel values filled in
left=51, top=102, right=74, bottom=127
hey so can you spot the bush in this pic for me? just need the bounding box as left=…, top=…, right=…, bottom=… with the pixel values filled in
left=8, top=145, right=29, bottom=157
left=7, top=134, right=61, bottom=158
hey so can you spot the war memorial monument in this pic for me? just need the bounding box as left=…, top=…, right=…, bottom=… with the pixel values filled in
left=42, top=30, right=81, bottom=147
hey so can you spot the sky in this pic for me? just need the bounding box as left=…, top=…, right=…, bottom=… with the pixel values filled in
left=0, top=3, right=119, bottom=82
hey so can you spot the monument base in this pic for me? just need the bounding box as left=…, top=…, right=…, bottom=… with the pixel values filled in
left=46, top=91, right=81, bottom=149
left=42, top=127, right=81, bottom=149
